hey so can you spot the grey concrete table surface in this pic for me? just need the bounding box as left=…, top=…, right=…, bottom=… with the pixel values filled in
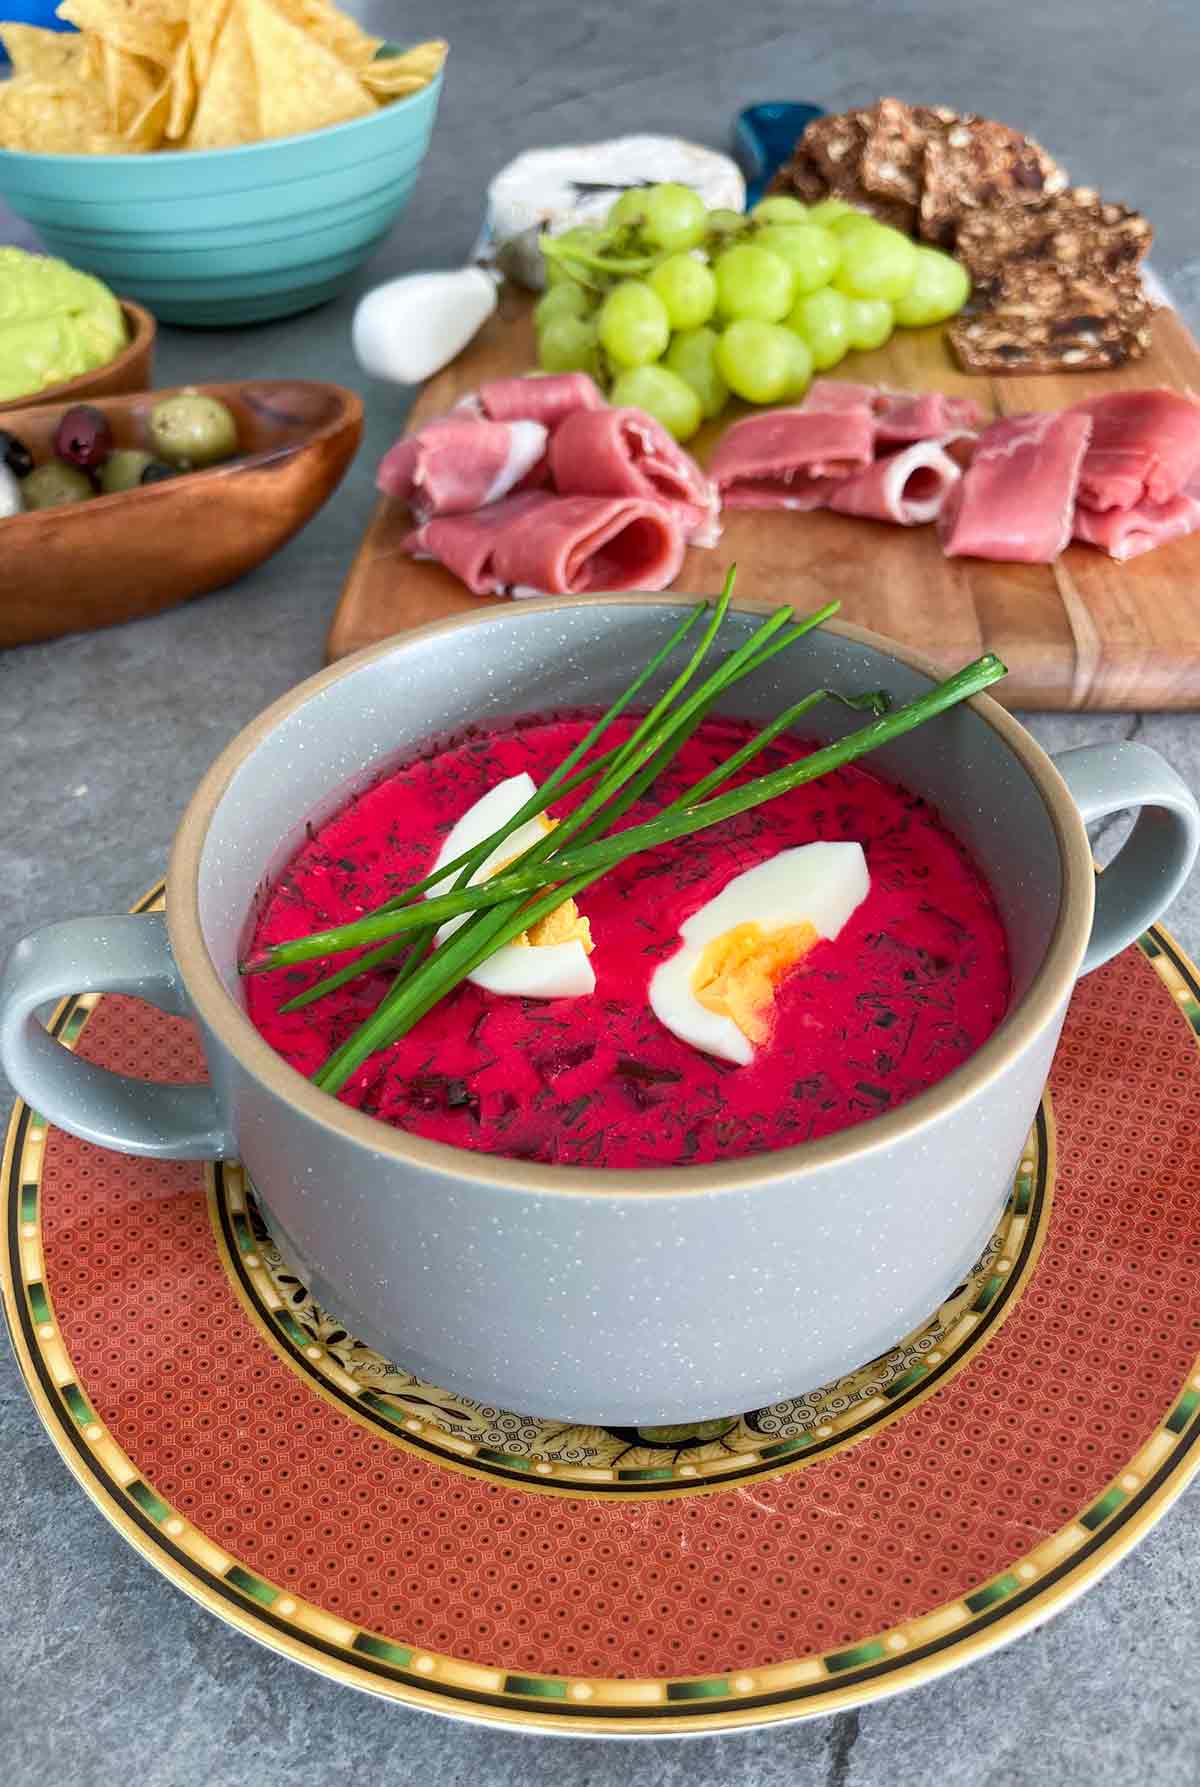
left=3, top=2, right=1200, bottom=1781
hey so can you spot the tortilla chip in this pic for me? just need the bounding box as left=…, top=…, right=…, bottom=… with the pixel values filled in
left=123, top=74, right=172, bottom=148
left=361, top=40, right=446, bottom=97
left=165, top=36, right=198, bottom=138
left=243, top=0, right=374, bottom=141
left=188, top=0, right=231, bottom=82
left=269, top=0, right=382, bottom=70
left=57, top=0, right=183, bottom=70
left=88, top=130, right=153, bottom=154
left=0, top=79, right=111, bottom=153
left=183, top=0, right=259, bottom=146
left=99, top=41, right=161, bottom=133
left=0, top=22, right=84, bottom=79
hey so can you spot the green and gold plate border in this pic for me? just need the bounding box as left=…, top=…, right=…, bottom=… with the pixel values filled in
left=4, top=885, right=1200, bottom=1734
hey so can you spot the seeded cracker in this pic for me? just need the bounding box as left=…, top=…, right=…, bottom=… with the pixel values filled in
left=771, top=152, right=830, bottom=206
left=859, top=97, right=946, bottom=208
left=769, top=106, right=917, bottom=231
left=919, top=116, right=1066, bottom=247
left=950, top=256, right=1152, bottom=372
left=948, top=186, right=1153, bottom=371
left=954, top=187, right=1152, bottom=283
left=766, top=96, right=1154, bottom=374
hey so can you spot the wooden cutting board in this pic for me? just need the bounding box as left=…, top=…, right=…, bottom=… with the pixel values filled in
left=329, top=285, right=1200, bottom=709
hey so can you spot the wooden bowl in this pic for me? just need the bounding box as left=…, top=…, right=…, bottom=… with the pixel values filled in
left=0, top=379, right=363, bottom=647
left=0, top=299, right=156, bottom=416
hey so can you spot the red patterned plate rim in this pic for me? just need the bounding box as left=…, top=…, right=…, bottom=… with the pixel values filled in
left=4, top=885, right=1200, bottom=1736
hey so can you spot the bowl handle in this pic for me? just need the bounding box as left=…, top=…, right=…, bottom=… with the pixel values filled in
left=0, top=912, right=233, bottom=1159
left=1052, top=742, right=1200, bottom=975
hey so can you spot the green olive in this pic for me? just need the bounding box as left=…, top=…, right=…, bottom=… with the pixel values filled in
left=99, top=448, right=156, bottom=494
left=20, top=461, right=94, bottom=509
left=148, top=389, right=239, bottom=468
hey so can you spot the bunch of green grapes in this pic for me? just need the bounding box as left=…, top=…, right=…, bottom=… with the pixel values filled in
left=533, top=183, right=970, bottom=441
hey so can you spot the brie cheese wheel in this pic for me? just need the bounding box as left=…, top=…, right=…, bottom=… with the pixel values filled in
left=482, top=135, right=746, bottom=289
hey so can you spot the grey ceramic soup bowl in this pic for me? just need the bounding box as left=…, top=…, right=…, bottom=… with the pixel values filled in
left=3, top=600, right=1198, bottom=1425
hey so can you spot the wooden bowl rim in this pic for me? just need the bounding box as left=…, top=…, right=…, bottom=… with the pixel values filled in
left=1, top=377, right=364, bottom=531
left=0, top=297, right=155, bottom=415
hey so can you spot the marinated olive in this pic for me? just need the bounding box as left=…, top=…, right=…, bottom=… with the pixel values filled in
left=0, top=463, right=22, bottom=518
left=0, top=429, right=33, bottom=480
left=20, top=461, right=94, bottom=510
left=53, top=404, right=113, bottom=470
left=148, top=389, right=238, bottom=468
left=99, top=448, right=156, bottom=494
left=140, top=461, right=176, bottom=485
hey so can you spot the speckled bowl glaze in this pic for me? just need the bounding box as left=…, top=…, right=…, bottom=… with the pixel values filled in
left=0, top=70, right=443, bottom=326
left=2, top=600, right=1197, bottom=1424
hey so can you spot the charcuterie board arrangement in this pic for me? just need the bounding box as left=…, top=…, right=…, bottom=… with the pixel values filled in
left=331, top=290, right=1200, bottom=709
left=330, top=98, right=1200, bottom=710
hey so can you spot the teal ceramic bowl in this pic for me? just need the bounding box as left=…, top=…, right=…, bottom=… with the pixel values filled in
left=0, top=68, right=443, bottom=327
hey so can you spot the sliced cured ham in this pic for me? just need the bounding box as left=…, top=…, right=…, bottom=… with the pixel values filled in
left=708, top=408, right=875, bottom=509
left=939, top=410, right=1093, bottom=563
left=873, top=390, right=983, bottom=444
left=550, top=407, right=721, bottom=545
left=400, top=492, right=547, bottom=593
left=377, top=416, right=548, bottom=520
left=401, top=491, right=685, bottom=597
left=475, top=371, right=606, bottom=428
left=800, top=379, right=983, bottom=442
left=1073, top=475, right=1200, bottom=561
left=794, top=380, right=875, bottom=417
left=1071, top=389, right=1200, bottom=511
left=826, top=440, right=963, bottom=526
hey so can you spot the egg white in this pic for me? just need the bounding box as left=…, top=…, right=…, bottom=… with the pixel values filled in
left=648, top=842, right=870, bottom=1065
left=426, top=773, right=595, bottom=998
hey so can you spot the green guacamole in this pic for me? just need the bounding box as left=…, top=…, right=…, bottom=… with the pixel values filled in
left=0, top=249, right=128, bottom=402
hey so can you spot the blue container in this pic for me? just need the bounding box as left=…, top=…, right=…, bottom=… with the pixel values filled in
left=734, top=102, right=824, bottom=206
left=0, top=69, right=443, bottom=325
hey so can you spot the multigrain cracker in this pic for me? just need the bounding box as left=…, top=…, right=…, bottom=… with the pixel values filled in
left=918, top=116, right=1066, bottom=246
left=950, top=267, right=1152, bottom=372
left=767, top=98, right=1153, bottom=374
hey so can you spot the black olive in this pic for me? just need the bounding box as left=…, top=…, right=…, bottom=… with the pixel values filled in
left=0, top=429, right=34, bottom=479
left=139, top=461, right=177, bottom=485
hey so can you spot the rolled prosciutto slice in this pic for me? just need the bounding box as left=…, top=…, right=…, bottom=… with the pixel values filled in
left=1073, top=476, right=1200, bottom=561
left=826, top=440, right=963, bottom=526
left=377, top=416, right=548, bottom=520
left=939, top=410, right=1092, bottom=563
left=800, top=379, right=983, bottom=442
left=400, top=491, right=547, bottom=593
left=1071, top=389, right=1200, bottom=511
left=475, top=371, right=606, bottom=428
left=708, top=408, right=875, bottom=509
left=402, top=491, right=685, bottom=597
left=550, top=407, right=721, bottom=545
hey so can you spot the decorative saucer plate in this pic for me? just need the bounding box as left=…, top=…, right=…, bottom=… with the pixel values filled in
left=4, top=886, right=1200, bottom=1736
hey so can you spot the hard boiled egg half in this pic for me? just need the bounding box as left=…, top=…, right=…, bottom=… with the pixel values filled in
left=425, top=773, right=595, bottom=998
left=649, top=842, right=870, bottom=1065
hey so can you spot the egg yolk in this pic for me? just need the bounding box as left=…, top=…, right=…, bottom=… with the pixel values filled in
left=691, top=921, right=819, bottom=1043
left=495, top=816, right=594, bottom=954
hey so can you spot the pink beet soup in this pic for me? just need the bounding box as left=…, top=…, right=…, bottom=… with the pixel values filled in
left=246, top=712, right=1010, bottom=1169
